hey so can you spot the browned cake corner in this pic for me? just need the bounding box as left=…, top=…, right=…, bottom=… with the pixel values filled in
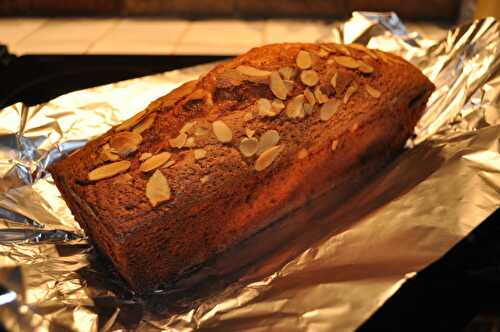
left=49, top=43, right=435, bottom=292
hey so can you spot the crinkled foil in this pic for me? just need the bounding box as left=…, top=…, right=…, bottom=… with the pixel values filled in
left=1, top=12, right=500, bottom=332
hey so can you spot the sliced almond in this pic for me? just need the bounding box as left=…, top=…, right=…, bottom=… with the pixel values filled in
left=132, top=114, right=156, bottom=134
left=337, top=45, right=352, bottom=56
left=139, top=152, right=153, bottom=161
left=284, top=80, right=295, bottom=95
left=256, top=130, right=280, bottom=155
left=334, top=56, right=360, bottom=69
left=297, top=148, right=309, bottom=159
left=286, top=94, right=305, bottom=119
left=185, top=137, right=196, bottom=147
left=146, top=170, right=171, bottom=207
left=270, top=71, right=288, bottom=100
left=194, top=126, right=209, bottom=136
left=244, top=112, right=255, bottom=122
left=114, top=173, right=133, bottom=185
left=245, top=128, right=256, bottom=138
left=140, top=152, right=171, bottom=172
left=271, top=99, right=285, bottom=111
left=326, top=58, right=335, bottom=65
left=330, top=72, right=338, bottom=89
left=320, top=98, right=341, bottom=121
left=169, top=132, right=187, bottom=148
left=318, top=49, right=329, bottom=58
left=88, top=160, right=131, bottom=181
left=180, top=121, right=195, bottom=134
left=239, top=137, right=259, bottom=157
left=296, top=50, right=312, bottom=69
left=304, top=103, right=314, bottom=116
left=320, top=45, right=336, bottom=53
left=236, top=65, right=271, bottom=77
left=331, top=140, right=339, bottom=151
left=300, top=70, right=319, bottom=87
left=358, top=62, right=374, bottom=74
left=193, top=148, right=207, bottom=160
left=304, top=88, right=316, bottom=105
left=255, top=145, right=283, bottom=171
left=212, top=120, right=232, bottom=143
left=116, top=110, right=146, bottom=132
left=365, top=85, right=381, bottom=98
left=314, top=86, right=329, bottom=104
left=279, top=66, right=296, bottom=80
left=101, top=144, right=120, bottom=161
left=351, top=123, right=359, bottom=132
left=109, top=131, right=143, bottom=157
left=343, top=82, right=359, bottom=104
left=162, top=160, right=176, bottom=168
left=256, top=98, right=276, bottom=117
left=348, top=44, right=377, bottom=59
left=200, top=175, right=209, bottom=184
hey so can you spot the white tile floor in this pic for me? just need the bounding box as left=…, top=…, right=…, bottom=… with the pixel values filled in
left=0, top=18, right=333, bottom=55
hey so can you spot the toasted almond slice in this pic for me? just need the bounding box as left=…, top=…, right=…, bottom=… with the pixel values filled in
left=140, top=152, right=171, bottom=172
left=139, top=152, right=153, bottom=161
left=318, top=49, right=329, bottom=58
left=180, top=121, right=195, bottom=134
left=245, top=128, right=256, bottom=138
left=271, top=99, right=285, bottom=111
left=270, top=71, right=288, bottom=100
left=330, top=72, right=338, bottom=89
left=169, top=132, right=187, bottom=148
left=304, top=88, right=316, bottom=105
left=326, top=58, right=335, bottom=65
left=334, top=56, right=360, bottom=69
left=358, top=62, right=374, bottom=74
left=351, top=123, right=359, bottom=132
left=337, top=44, right=351, bottom=56
left=244, top=112, right=255, bottom=122
left=256, top=98, right=276, bottom=117
left=284, top=80, right=295, bottom=95
left=300, top=70, right=319, bottom=87
left=185, top=137, right=196, bottom=147
left=320, top=45, right=336, bottom=53
left=255, top=145, right=283, bottom=171
left=331, top=140, right=339, bottom=151
left=297, top=148, right=309, bottom=159
left=88, top=160, right=131, bottom=181
left=162, top=160, right=176, bottom=168
left=146, top=169, right=171, bottom=207
left=365, top=85, right=381, bottom=98
left=314, top=86, right=329, bottom=104
left=320, top=98, right=341, bottom=121
left=114, top=173, right=133, bottom=185
left=344, top=82, right=359, bottom=104
left=286, top=94, right=305, bottom=119
left=194, top=126, right=209, bottom=136
left=256, top=130, right=280, bottom=155
left=101, top=144, right=120, bottom=161
left=212, top=120, right=233, bottom=143
left=109, top=131, right=143, bottom=157
left=303, top=103, right=314, bottom=116
left=296, top=50, right=312, bottom=69
left=132, top=114, right=156, bottom=134
left=279, top=66, right=296, bottom=80
left=193, top=148, right=207, bottom=160
left=239, top=137, right=259, bottom=157
left=200, top=175, right=209, bottom=184
left=116, top=110, right=147, bottom=132
left=236, top=65, right=271, bottom=77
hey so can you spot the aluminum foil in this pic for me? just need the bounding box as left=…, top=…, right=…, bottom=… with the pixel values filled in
left=1, top=12, right=499, bottom=332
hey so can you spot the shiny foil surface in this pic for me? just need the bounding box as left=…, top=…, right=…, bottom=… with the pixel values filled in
left=1, top=12, right=499, bottom=332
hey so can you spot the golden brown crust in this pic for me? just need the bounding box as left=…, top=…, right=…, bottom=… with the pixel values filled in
left=49, top=43, right=434, bottom=291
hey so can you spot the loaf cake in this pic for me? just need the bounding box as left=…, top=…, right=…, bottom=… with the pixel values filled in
left=49, top=43, right=434, bottom=292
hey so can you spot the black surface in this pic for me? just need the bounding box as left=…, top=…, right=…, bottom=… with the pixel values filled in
left=0, top=46, right=229, bottom=108
left=0, top=46, right=499, bottom=332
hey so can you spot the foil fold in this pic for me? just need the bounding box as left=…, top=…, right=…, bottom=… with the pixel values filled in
left=1, top=12, right=500, bottom=332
